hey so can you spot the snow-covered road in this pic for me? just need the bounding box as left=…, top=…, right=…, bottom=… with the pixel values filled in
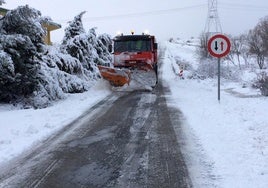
left=0, top=79, right=191, bottom=187
left=0, top=41, right=267, bottom=187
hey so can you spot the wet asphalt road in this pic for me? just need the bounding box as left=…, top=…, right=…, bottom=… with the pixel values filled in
left=0, top=81, right=192, bottom=188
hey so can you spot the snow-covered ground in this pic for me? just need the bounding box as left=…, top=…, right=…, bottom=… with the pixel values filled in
left=0, top=41, right=267, bottom=187
left=162, top=41, right=268, bottom=188
left=0, top=81, right=111, bottom=163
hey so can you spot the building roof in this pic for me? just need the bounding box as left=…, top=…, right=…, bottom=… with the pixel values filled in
left=41, top=20, right=61, bottom=31
left=0, top=7, right=8, bottom=16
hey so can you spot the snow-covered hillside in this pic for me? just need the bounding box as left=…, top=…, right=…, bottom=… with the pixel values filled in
left=0, top=40, right=267, bottom=188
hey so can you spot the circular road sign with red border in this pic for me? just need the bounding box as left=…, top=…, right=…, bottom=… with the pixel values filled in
left=208, top=34, right=231, bottom=58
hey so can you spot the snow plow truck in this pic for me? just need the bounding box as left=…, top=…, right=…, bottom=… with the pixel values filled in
left=98, top=32, right=158, bottom=88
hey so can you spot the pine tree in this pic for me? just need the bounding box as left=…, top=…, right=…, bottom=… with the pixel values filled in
left=0, top=50, right=14, bottom=101
left=2, top=5, right=45, bottom=51
left=62, top=11, right=86, bottom=46
left=0, top=6, right=42, bottom=103
left=0, top=0, right=5, bottom=5
left=95, top=33, right=113, bottom=66
left=1, top=6, right=113, bottom=108
left=61, top=12, right=100, bottom=79
left=0, top=34, right=38, bottom=102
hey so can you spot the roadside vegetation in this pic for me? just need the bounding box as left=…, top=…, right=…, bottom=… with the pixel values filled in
left=195, top=16, right=268, bottom=96
left=0, top=5, right=112, bottom=108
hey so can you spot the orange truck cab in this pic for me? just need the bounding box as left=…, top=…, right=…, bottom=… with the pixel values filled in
left=113, top=34, right=158, bottom=72
left=98, top=33, right=158, bottom=87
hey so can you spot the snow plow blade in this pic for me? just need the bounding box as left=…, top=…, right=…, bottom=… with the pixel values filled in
left=98, top=65, right=157, bottom=89
left=130, top=68, right=158, bottom=88
left=98, top=65, right=131, bottom=87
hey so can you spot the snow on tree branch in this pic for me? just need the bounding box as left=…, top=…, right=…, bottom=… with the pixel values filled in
left=0, top=0, right=5, bottom=6
left=0, top=6, right=112, bottom=108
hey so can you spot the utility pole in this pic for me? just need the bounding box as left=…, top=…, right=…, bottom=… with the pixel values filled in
left=204, top=0, right=222, bottom=36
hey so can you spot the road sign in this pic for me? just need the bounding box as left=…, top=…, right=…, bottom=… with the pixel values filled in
left=208, top=34, right=231, bottom=58
left=207, top=34, right=231, bottom=102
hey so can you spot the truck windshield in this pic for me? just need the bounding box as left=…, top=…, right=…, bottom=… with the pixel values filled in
left=114, top=40, right=151, bottom=52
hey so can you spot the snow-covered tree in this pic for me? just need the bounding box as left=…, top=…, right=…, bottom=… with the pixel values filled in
left=86, top=27, right=113, bottom=67
left=254, top=72, right=268, bottom=96
left=95, top=33, right=113, bottom=66
left=0, top=6, right=90, bottom=108
left=61, top=12, right=100, bottom=79
left=227, top=34, right=250, bottom=69
left=196, top=32, right=210, bottom=60
left=1, top=5, right=45, bottom=51
left=32, top=45, right=90, bottom=108
left=1, top=6, right=113, bottom=108
left=62, top=11, right=86, bottom=45
left=0, top=0, right=5, bottom=5
left=0, top=35, right=39, bottom=103
left=61, top=11, right=113, bottom=69
left=248, top=16, right=268, bottom=69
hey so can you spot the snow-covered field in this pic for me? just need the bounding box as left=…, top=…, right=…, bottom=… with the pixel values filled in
left=0, top=41, right=267, bottom=187
left=162, top=41, right=268, bottom=188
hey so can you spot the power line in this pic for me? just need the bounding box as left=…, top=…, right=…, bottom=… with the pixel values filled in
left=55, top=4, right=206, bottom=23
left=219, top=3, right=268, bottom=12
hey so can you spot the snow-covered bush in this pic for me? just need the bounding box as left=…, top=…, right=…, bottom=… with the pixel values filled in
left=0, top=0, right=5, bottom=5
left=61, top=13, right=92, bottom=73
left=43, top=46, right=84, bottom=76
left=196, top=59, right=240, bottom=80
left=95, top=33, right=113, bottom=66
left=0, top=50, right=15, bottom=101
left=1, top=5, right=45, bottom=51
left=61, top=11, right=113, bottom=72
left=30, top=45, right=92, bottom=108
left=0, top=34, right=39, bottom=103
left=0, top=6, right=112, bottom=108
left=254, top=72, right=268, bottom=96
left=0, top=6, right=46, bottom=107
left=248, top=16, right=268, bottom=70
left=196, top=32, right=210, bottom=60
left=61, top=12, right=103, bottom=79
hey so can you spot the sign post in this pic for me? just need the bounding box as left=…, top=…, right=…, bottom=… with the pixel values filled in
left=217, top=57, right=220, bottom=101
left=208, top=34, right=231, bottom=102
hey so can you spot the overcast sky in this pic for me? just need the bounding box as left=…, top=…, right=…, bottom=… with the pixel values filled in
left=3, top=0, right=268, bottom=43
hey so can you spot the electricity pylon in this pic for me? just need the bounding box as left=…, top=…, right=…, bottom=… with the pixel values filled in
left=204, top=0, right=222, bottom=35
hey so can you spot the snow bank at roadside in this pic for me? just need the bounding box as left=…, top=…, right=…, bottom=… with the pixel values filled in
left=169, top=79, right=268, bottom=188
left=0, top=80, right=111, bottom=164
left=162, top=41, right=268, bottom=188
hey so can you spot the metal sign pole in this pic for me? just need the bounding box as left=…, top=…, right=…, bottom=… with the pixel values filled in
left=218, top=58, right=221, bottom=102
left=208, top=34, right=231, bottom=102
